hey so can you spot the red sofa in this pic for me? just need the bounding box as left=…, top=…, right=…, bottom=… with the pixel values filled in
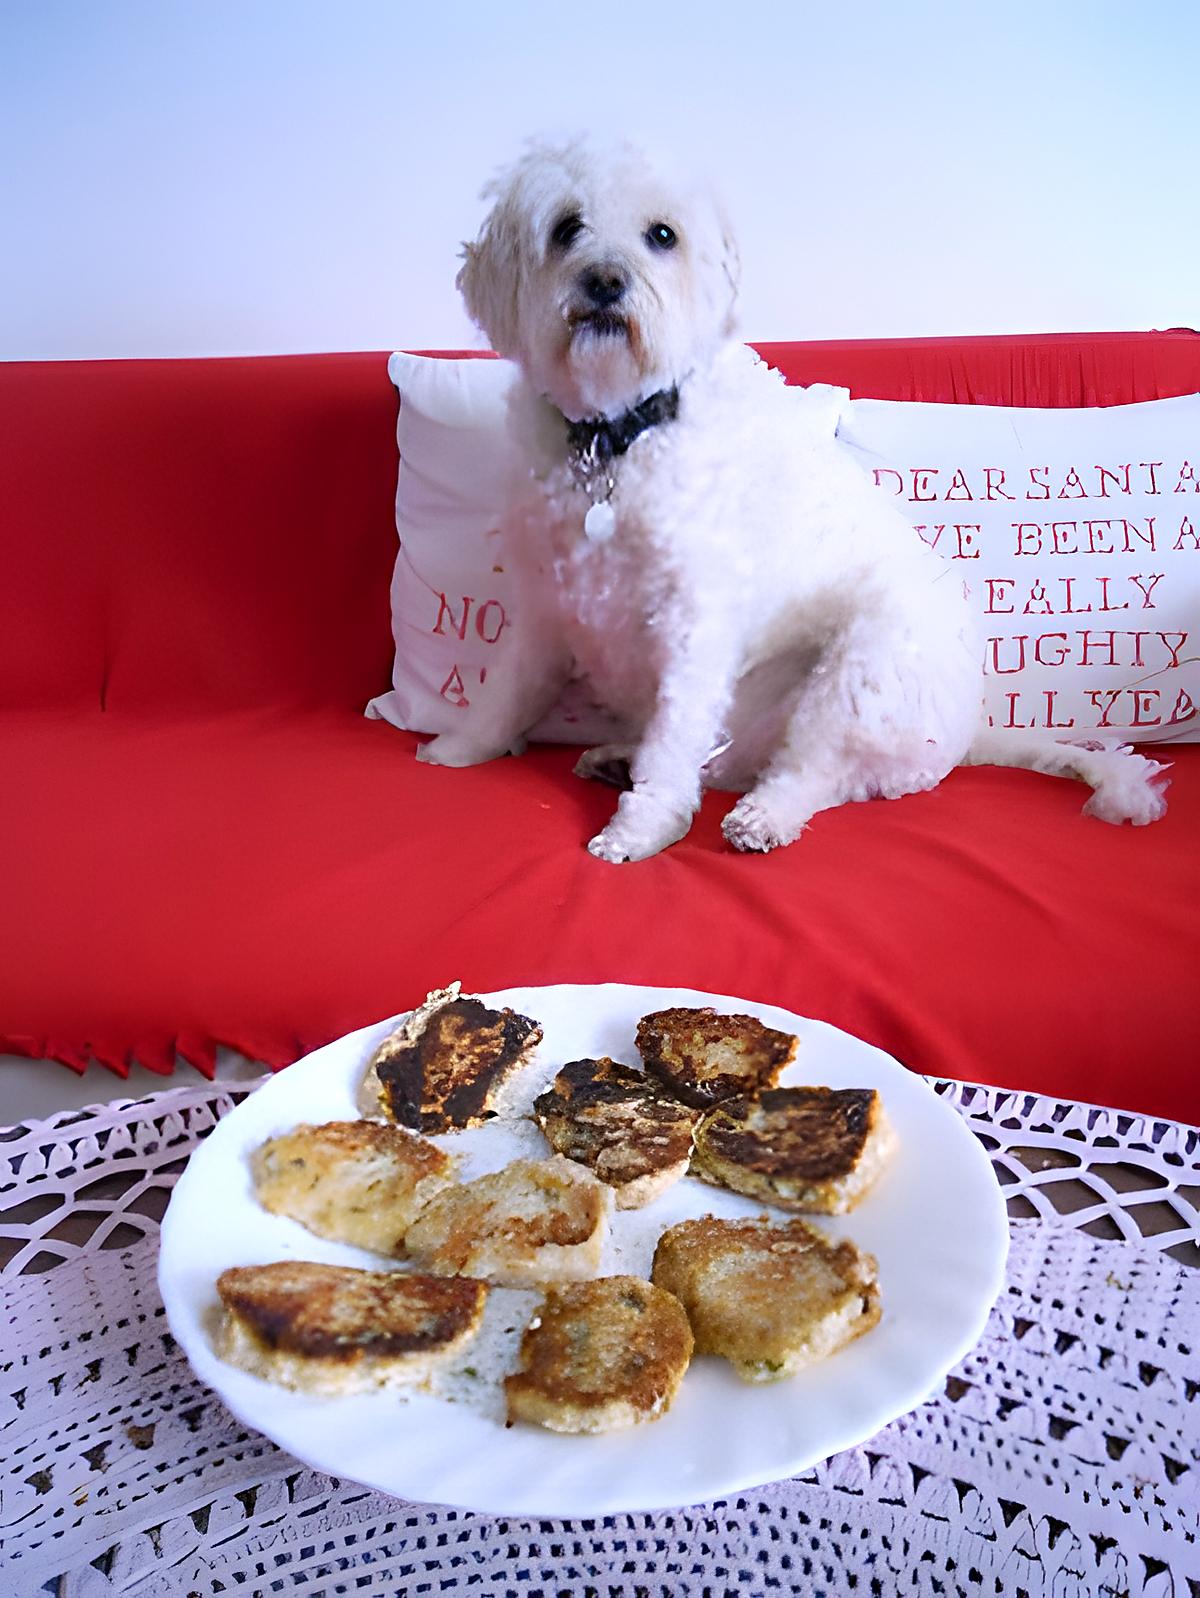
left=2, top=333, right=1198, bottom=1124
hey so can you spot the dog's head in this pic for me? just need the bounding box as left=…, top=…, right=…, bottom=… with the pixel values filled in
left=458, top=138, right=740, bottom=421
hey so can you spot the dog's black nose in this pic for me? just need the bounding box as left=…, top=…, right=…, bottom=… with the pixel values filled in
left=580, top=267, right=627, bottom=308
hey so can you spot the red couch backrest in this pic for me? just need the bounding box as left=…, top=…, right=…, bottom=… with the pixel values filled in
left=0, top=354, right=399, bottom=714
left=3, top=332, right=1197, bottom=714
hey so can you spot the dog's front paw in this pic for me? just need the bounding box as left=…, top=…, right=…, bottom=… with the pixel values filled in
left=586, top=789, right=693, bottom=864
left=722, top=796, right=803, bottom=854
left=587, top=828, right=635, bottom=864
left=416, top=733, right=525, bottom=768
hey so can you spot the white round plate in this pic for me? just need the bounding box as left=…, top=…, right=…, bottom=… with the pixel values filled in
left=158, top=984, right=1008, bottom=1516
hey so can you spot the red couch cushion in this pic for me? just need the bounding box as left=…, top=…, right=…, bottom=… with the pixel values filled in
left=2, top=333, right=1198, bottom=1125
left=0, top=707, right=1196, bottom=1124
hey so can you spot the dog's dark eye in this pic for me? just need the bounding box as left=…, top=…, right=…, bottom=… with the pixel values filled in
left=645, top=221, right=678, bottom=251
left=550, top=214, right=584, bottom=250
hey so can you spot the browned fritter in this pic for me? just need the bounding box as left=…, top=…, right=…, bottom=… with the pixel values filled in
left=504, top=1275, right=694, bottom=1432
left=214, top=1260, right=488, bottom=1393
left=651, top=1215, right=880, bottom=1382
left=217, top=1260, right=484, bottom=1359
left=691, top=1087, right=896, bottom=1214
left=251, top=1120, right=454, bottom=1254
left=635, top=1007, right=798, bottom=1108
left=402, top=1156, right=611, bottom=1287
left=365, top=984, right=543, bottom=1133
left=532, top=1057, right=701, bottom=1207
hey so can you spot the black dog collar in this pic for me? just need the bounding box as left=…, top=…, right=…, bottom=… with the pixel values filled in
left=565, top=385, right=680, bottom=464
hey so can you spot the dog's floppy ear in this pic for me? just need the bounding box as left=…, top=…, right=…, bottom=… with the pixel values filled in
left=456, top=180, right=525, bottom=357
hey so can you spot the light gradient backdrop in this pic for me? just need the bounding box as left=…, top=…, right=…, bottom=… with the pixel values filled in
left=2, top=0, right=1197, bottom=360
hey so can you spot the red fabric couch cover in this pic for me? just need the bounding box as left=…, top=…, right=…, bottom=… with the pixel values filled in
left=2, top=333, right=1198, bottom=1124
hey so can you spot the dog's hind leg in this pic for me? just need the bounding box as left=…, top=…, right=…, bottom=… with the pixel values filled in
left=722, top=619, right=968, bottom=853
left=574, top=744, right=635, bottom=790
left=722, top=731, right=954, bottom=852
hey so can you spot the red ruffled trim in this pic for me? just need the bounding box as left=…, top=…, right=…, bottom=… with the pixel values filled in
left=0, top=1031, right=306, bottom=1079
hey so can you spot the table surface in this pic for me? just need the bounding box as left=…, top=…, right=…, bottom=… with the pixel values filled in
left=1, top=1072, right=1197, bottom=1597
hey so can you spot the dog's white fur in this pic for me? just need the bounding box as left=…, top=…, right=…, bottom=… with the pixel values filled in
left=419, top=137, right=1169, bottom=861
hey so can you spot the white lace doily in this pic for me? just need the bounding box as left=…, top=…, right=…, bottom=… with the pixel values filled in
left=2, top=1078, right=1197, bottom=1596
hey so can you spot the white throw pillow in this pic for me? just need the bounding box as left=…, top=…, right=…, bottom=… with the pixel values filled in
left=837, top=393, right=1200, bottom=741
left=366, top=351, right=624, bottom=745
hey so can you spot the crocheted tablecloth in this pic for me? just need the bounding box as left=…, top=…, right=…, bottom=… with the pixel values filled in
left=2, top=1078, right=1197, bottom=1596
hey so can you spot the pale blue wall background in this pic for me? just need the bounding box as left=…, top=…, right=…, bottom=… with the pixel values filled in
left=2, top=0, right=1196, bottom=358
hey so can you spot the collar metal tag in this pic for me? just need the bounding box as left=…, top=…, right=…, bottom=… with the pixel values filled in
left=583, top=499, right=617, bottom=542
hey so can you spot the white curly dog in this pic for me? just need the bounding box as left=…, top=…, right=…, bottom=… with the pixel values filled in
left=418, top=137, right=1168, bottom=862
